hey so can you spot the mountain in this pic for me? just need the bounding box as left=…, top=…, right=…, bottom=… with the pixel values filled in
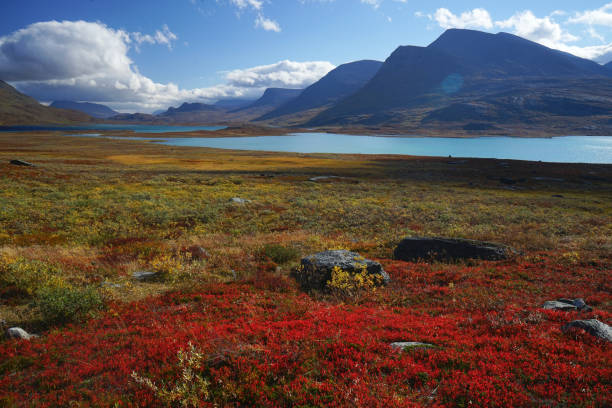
left=236, top=88, right=302, bottom=112
left=162, top=102, right=220, bottom=115
left=257, top=60, right=383, bottom=121
left=308, top=29, right=612, bottom=128
left=50, top=100, right=119, bottom=119
left=0, top=80, right=92, bottom=125
left=606, top=61, right=612, bottom=71
left=214, top=98, right=256, bottom=110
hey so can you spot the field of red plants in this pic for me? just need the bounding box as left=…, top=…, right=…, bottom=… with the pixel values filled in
left=1, top=255, right=610, bottom=407
left=0, top=134, right=611, bottom=407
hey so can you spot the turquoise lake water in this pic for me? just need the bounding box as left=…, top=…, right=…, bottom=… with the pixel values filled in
left=0, top=124, right=226, bottom=133
left=156, top=133, right=612, bottom=164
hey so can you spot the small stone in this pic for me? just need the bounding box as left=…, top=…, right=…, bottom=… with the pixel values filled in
left=100, top=281, right=122, bottom=288
left=543, top=301, right=578, bottom=311
left=7, top=327, right=36, bottom=340
left=9, top=159, right=34, bottom=167
left=390, top=342, right=436, bottom=350
left=230, top=197, right=250, bottom=204
left=132, top=271, right=159, bottom=281
left=562, top=319, right=612, bottom=342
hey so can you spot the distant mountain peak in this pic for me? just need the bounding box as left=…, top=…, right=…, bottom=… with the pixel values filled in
left=235, top=88, right=302, bottom=112
left=162, top=102, right=220, bottom=115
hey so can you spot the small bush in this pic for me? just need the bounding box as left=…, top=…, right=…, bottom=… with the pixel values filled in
left=327, top=265, right=383, bottom=302
left=261, top=244, right=300, bottom=264
left=36, top=286, right=104, bottom=325
left=0, top=255, right=67, bottom=298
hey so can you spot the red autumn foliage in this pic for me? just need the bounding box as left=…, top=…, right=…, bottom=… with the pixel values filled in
left=0, top=254, right=610, bottom=407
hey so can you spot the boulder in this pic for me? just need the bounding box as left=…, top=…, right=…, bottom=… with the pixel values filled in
left=390, top=342, right=436, bottom=350
left=562, top=319, right=612, bottom=342
left=9, top=159, right=34, bottom=167
left=291, top=250, right=389, bottom=291
left=132, top=271, right=160, bottom=281
left=393, top=237, right=513, bottom=262
left=543, top=298, right=592, bottom=312
left=7, top=327, right=36, bottom=340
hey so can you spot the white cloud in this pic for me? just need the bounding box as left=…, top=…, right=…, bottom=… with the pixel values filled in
left=255, top=14, right=281, bottom=32
left=496, top=10, right=578, bottom=44
left=225, top=60, right=335, bottom=88
left=569, top=3, right=612, bottom=26
left=0, top=20, right=334, bottom=112
left=433, top=8, right=493, bottom=30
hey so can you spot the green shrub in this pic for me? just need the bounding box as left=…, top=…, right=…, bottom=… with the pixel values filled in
left=261, top=244, right=300, bottom=264
left=36, top=286, right=104, bottom=325
left=0, top=255, right=66, bottom=298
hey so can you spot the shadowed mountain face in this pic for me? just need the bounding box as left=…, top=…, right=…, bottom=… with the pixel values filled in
left=50, top=100, right=118, bottom=119
left=257, top=60, right=382, bottom=121
left=0, top=80, right=92, bottom=125
left=606, top=61, right=612, bottom=71
left=308, top=29, right=612, bottom=127
left=214, top=98, right=256, bottom=110
left=237, top=88, right=302, bottom=112
left=162, top=102, right=220, bottom=115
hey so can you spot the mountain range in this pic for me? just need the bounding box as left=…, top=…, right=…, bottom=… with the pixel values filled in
left=50, top=100, right=119, bottom=119
left=1, top=28, right=612, bottom=135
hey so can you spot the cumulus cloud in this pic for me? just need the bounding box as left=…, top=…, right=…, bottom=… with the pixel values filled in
left=433, top=8, right=493, bottom=30
left=0, top=20, right=334, bottom=112
left=496, top=11, right=577, bottom=44
left=225, top=60, right=335, bottom=88
left=255, top=14, right=281, bottom=32
left=569, top=3, right=612, bottom=26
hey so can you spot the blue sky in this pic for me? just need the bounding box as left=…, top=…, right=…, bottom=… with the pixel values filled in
left=1, top=1, right=612, bottom=112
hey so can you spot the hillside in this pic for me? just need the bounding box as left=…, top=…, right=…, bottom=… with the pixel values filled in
left=50, top=100, right=119, bottom=119
left=236, top=88, right=302, bottom=112
left=257, top=60, right=382, bottom=122
left=307, top=29, right=612, bottom=130
left=0, top=80, right=92, bottom=126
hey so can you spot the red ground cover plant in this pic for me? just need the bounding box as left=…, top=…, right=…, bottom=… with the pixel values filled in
left=1, top=255, right=610, bottom=407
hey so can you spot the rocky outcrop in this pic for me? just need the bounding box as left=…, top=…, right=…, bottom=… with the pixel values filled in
left=393, top=237, right=513, bottom=262
left=9, top=159, right=34, bottom=166
left=291, top=250, right=389, bottom=291
left=562, top=319, right=612, bottom=342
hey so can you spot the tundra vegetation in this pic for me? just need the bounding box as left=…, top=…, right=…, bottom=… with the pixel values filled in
left=0, top=132, right=611, bottom=407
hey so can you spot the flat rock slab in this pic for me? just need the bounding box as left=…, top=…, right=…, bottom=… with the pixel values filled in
left=132, top=271, right=160, bottom=281
left=393, top=237, right=513, bottom=262
left=543, top=298, right=592, bottom=312
left=9, top=159, right=34, bottom=166
left=390, top=342, right=436, bottom=350
left=562, top=319, right=612, bottom=342
left=291, top=250, right=389, bottom=292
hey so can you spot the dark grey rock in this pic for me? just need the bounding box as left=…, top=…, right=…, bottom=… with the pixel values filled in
left=7, top=327, right=37, bottom=340
left=9, top=159, right=34, bottom=167
left=390, top=342, right=436, bottom=350
left=543, top=298, right=592, bottom=312
left=393, top=237, right=513, bottom=262
left=562, top=319, right=612, bottom=342
left=132, top=271, right=160, bottom=281
left=291, top=250, right=389, bottom=291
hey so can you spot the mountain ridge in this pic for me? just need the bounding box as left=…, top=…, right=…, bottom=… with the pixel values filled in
left=50, top=100, right=119, bottom=119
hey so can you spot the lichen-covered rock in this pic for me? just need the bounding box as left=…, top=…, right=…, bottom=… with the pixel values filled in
left=562, top=319, right=612, bottom=342
left=7, top=327, right=36, bottom=340
left=543, top=298, right=592, bottom=312
left=132, top=271, right=160, bottom=281
left=393, top=237, right=513, bottom=262
left=291, top=250, right=389, bottom=291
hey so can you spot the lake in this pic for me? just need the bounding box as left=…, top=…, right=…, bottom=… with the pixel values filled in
left=0, top=124, right=226, bottom=133
left=156, top=133, right=612, bottom=164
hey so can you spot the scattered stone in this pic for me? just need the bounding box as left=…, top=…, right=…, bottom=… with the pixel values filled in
left=308, top=176, right=356, bottom=183
left=543, top=298, right=592, bottom=312
left=532, top=177, right=565, bottom=182
left=132, top=271, right=160, bottom=281
left=562, top=319, right=612, bottom=342
left=100, top=281, right=123, bottom=289
left=499, top=177, right=526, bottom=185
left=393, top=237, right=514, bottom=262
left=291, top=250, right=389, bottom=291
left=551, top=194, right=564, bottom=198
left=7, top=327, right=37, bottom=340
left=229, top=197, right=250, bottom=204
left=390, top=342, right=436, bottom=350
left=9, top=159, right=34, bottom=167
left=183, top=245, right=210, bottom=261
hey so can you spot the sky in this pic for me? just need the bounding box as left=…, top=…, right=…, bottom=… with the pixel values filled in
left=1, top=0, right=612, bottom=112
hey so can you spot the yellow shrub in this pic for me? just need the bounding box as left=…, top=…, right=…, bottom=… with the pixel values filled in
left=0, top=255, right=69, bottom=297
left=327, top=264, right=382, bottom=301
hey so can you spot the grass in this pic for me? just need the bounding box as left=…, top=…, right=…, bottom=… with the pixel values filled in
left=0, top=131, right=610, bottom=407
